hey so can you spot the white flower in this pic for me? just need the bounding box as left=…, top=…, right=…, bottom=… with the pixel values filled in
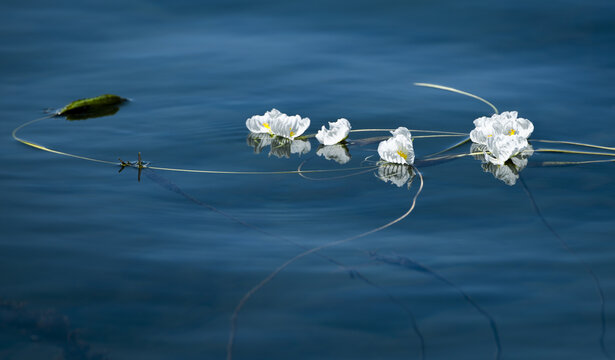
left=470, top=111, right=533, bottom=145
left=377, top=127, right=414, bottom=165
left=470, top=111, right=534, bottom=165
left=246, top=108, right=311, bottom=140
left=376, top=163, right=415, bottom=188
left=315, top=118, right=351, bottom=145
left=316, top=144, right=351, bottom=164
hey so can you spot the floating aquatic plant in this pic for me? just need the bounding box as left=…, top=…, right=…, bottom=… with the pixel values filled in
left=470, top=111, right=534, bottom=165
left=246, top=108, right=310, bottom=140
left=315, top=118, right=351, bottom=145
left=10, top=85, right=615, bottom=360
left=56, top=94, right=128, bottom=120
left=377, top=127, right=415, bottom=165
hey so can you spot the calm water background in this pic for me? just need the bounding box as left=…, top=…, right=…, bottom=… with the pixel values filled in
left=1, top=1, right=614, bottom=359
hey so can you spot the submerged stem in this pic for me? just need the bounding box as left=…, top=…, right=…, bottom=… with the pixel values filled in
left=371, top=252, right=502, bottom=360
left=135, top=168, right=423, bottom=360
left=519, top=176, right=611, bottom=359
left=532, top=139, right=615, bottom=152
left=228, top=168, right=425, bottom=360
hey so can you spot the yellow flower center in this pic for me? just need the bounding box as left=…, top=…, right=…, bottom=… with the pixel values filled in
left=397, top=150, right=408, bottom=160
left=289, top=127, right=295, bottom=137
left=508, top=129, right=516, bottom=136
left=262, top=122, right=273, bottom=134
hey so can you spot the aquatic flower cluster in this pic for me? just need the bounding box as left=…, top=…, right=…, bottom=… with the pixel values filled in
left=241, top=84, right=549, bottom=190
left=470, top=111, right=534, bottom=165
left=246, top=108, right=536, bottom=186
left=246, top=110, right=415, bottom=166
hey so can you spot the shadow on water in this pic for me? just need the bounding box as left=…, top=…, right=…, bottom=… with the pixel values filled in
left=220, top=166, right=425, bottom=360
left=62, top=106, right=121, bottom=121
left=519, top=176, right=611, bottom=360
left=369, top=252, right=502, bottom=360
left=141, top=158, right=507, bottom=360
left=0, top=299, right=107, bottom=360
left=140, top=168, right=426, bottom=360
left=10, top=87, right=614, bottom=360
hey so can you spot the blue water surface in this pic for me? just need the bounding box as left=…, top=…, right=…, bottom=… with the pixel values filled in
left=1, top=1, right=614, bottom=359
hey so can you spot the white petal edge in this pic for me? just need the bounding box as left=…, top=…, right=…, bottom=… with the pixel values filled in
left=269, top=113, right=311, bottom=140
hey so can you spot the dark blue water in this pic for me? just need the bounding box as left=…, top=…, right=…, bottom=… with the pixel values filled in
left=2, top=1, right=615, bottom=359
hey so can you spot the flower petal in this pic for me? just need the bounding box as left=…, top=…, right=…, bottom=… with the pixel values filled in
left=470, top=111, right=534, bottom=145
left=246, top=109, right=281, bottom=134
left=485, top=134, right=528, bottom=165
left=269, top=112, right=310, bottom=140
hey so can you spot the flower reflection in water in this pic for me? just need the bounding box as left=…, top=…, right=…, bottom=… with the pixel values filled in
left=246, top=133, right=274, bottom=154
left=246, top=133, right=311, bottom=158
left=316, top=144, right=351, bottom=164
left=471, top=143, right=534, bottom=185
left=376, top=163, right=416, bottom=188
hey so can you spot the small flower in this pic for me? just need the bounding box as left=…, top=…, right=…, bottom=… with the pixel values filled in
left=470, top=111, right=533, bottom=145
left=315, top=118, right=351, bottom=145
left=376, top=163, right=415, bottom=188
left=470, top=111, right=534, bottom=165
left=377, top=127, right=414, bottom=165
left=246, top=109, right=311, bottom=140
left=316, top=144, right=351, bottom=164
